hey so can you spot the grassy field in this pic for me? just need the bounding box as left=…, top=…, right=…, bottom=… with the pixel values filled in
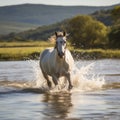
left=0, top=41, right=54, bottom=60
left=0, top=41, right=120, bottom=60
left=0, top=41, right=54, bottom=47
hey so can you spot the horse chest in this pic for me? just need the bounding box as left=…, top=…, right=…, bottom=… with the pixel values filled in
left=54, top=62, right=69, bottom=76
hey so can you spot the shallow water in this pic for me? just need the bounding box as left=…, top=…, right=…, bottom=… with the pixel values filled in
left=0, top=59, right=120, bottom=120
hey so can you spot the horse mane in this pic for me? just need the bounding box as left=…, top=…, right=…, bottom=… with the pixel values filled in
left=48, top=32, right=65, bottom=43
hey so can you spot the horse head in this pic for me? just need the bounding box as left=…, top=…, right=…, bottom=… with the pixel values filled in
left=55, top=31, right=67, bottom=58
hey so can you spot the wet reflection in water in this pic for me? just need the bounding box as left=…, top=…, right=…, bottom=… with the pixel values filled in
left=41, top=92, right=72, bottom=120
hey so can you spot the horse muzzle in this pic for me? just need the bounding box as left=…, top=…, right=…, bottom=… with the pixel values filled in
left=58, top=52, right=65, bottom=58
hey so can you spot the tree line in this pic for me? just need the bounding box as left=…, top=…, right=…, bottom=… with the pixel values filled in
left=64, top=6, right=120, bottom=49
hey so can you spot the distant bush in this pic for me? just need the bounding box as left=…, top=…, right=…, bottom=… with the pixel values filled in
left=65, top=15, right=108, bottom=49
left=108, top=6, right=120, bottom=49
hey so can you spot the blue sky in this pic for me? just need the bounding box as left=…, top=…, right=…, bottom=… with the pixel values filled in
left=0, top=0, right=120, bottom=6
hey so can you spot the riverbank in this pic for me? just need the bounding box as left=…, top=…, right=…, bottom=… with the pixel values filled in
left=0, top=41, right=120, bottom=60
left=71, top=49, right=120, bottom=60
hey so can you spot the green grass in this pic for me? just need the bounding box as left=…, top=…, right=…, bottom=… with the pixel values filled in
left=0, top=47, right=42, bottom=60
left=0, top=41, right=55, bottom=60
left=0, top=41, right=120, bottom=60
left=0, top=41, right=54, bottom=47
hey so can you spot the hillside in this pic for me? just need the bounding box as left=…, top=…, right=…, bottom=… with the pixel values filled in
left=0, top=8, right=113, bottom=41
left=0, top=21, right=64, bottom=41
left=0, top=21, right=38, bottom=35
left=92, top=9, right=112, bottom=26
left=0, top=3, right=115, bottom=35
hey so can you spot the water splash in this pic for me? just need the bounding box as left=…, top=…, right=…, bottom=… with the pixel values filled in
left=28, top=60, right=47, bottom=88
left=28, top=60, right=105, bottom=92
left=71, top=62, right=105, bottom=92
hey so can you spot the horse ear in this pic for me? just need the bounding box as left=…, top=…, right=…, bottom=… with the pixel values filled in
left=63, top=31, right=66, bottom=36
left=55, top=32, right=57, bottom=37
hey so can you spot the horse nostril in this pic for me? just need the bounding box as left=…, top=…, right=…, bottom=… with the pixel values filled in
left=58, top=52, right=65, bottom=58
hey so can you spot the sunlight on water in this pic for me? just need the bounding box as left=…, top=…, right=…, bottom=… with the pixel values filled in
left=28, top=60, right=105, bottom=93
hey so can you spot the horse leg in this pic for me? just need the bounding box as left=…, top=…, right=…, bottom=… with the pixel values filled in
left=52, top=76, right=62, bottom=90
left=42, top=71, right=52, bottom=88
left=52, top=76, right=58, bottom=86
left=66, top=73, right=73, bottom=90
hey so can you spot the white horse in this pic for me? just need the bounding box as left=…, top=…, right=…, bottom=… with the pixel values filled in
left=40, top=31, right=74, bottom=90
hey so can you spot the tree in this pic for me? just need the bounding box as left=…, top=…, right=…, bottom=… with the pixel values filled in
left=111, top=6, right=120, bottom=24
left=66, top=15, right=108, bottom=48
left=108, top=25, right=120, bottom=48
left=108, top=6, right=120, bottom=49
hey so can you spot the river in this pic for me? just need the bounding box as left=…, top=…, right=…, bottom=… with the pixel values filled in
left=0, top=59, right=120, bottom=120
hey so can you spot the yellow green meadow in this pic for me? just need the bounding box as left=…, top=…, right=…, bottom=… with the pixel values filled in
left=0, top=41, right=120, bottom=60
left=0, top=41, right=53, bottom=60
